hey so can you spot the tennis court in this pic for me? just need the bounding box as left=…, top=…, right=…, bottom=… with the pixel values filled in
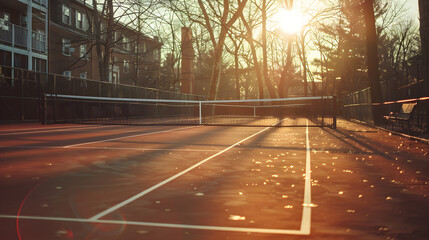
left=0, top=97, right=428, bottom=240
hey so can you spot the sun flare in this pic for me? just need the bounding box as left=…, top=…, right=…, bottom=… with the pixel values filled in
left=275, top=9, right=305, bottom=34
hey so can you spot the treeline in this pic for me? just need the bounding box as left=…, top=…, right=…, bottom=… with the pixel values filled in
left=90, top=0, right=424, bottom=100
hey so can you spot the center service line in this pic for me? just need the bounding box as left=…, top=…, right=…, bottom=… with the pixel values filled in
left=89, top=121, right=282, bottom=221
left=300, top=119, right=312, bottom=234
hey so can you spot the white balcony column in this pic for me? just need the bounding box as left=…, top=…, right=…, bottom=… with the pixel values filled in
left=27, top=0, right=33, bottom=70
left=11, top=24, right=15, bottom=47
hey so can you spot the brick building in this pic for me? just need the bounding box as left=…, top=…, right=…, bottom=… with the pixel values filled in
left=0, top=0, right=48, bottom=72
left=0, top=0, right=161, bottom=88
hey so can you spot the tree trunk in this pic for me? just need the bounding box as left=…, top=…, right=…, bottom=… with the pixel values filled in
left=92, top=0, right=104, bottom=82
left=363, top=0, right=383, bottom=124
left=208, top=33, right=227, bottom=100
left=234, top=48, right=240, bottom=99
left=418, top=0, right=429, bottom=133
left=262, top=0, right=277, bottom=98
left=206, top=0, right=248, bottom=100
left=240, top=13, right=264, bottom=99
left=279, top=40, right=292, bottom=98
left=297, top=35, right=308, bottom=97
left=244, top=34, right=264, bottom=99
left=105, top=0, right=113, bottom=84
left=278, top=0, right=294, bottom=98
left=419, top=0, right=429, bottom=92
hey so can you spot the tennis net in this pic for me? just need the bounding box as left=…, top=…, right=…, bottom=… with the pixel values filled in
left=43, top=94, right=336, bottom=128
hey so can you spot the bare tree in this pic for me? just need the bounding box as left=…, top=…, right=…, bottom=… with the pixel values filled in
left=277, top=0, right=294, bottom=98
left=238, top=9, right=265, bottom=99
left=418, top=0, right=429, bottom=133
left=260, top=0, right=277, bottom=98
left=225, top=29, right=245, bottom=99
left=196, top=0, right=249, bottom=100
left=419, top=0, right=429, bottom=92
left=363, top=0, right=383, bottom=124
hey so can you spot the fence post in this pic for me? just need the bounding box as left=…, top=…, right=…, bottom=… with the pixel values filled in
left=53, top=75, right=57, bottom=124
left=199, top=101, right=202, bottom=125
left=20, top=69, right=24, bottom=121
left=53, top=74, right=57, bottom=95
left=41, top=93, right=47, bottom=125
left=333, top=95, right=337, bottom=129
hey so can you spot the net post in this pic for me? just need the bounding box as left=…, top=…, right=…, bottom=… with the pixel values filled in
left=253, top=106, right=256, bottom=118
left=52, top=94, right=56, bottom=124
left=321, top=97, right=326, bottom=127
left=199, top=101, right=202, bottom=125
left=333, top=95, right=337, bottom=129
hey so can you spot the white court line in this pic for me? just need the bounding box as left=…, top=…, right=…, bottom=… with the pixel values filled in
left=300, top=119, right=312, bottom=234
left=0, top=214, right=305, bottom=235
left=0, top=145, right=220, bottom=152
left=0, top=124, right=95, bottom=133
left=0, top=125, right=112, bottom=136
left=89, top=121, right=282, bottom=221
left=63, top=126, right=198, bottom=148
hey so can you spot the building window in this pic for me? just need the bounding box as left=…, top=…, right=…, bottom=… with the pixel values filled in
left=62, top=39, right=71, bottom=56
left=76, top=11, right=83, bottom=29
left=0, top=12, right=10, bottom=31
left=62, top=4, right=71, bottom=25
left=154, top=49, right=160, bottom=61
left=80, top=44, right=87, bottom=59
left=63, top=71, right=71, bottom=80
left=100, top=22, right=106, bottom=40
left=123, top=36, right=130, bottom=51
left=80, top=72, right=87, bottom=87
left=83, top=14, right=89, bottom=31
left=123, top=60, right=129, bottom=73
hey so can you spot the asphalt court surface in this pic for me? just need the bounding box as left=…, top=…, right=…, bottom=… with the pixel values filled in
left=0, top=120, right=428, bottom=240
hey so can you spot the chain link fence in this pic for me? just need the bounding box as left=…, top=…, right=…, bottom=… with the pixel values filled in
left=343, top=82, right=429, bottom=137
left=0, top=65, right=205, bottom=123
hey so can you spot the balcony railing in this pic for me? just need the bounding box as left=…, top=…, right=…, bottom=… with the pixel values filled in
left=0, top=21, right=27, bottom=47
left=0, top=20, right=12, bottom=43
left=33, top=0, right=48, bottom=7
left=32, top=30, right=47, bottom=53
left=14, top=24, right=28, bottom=47
left=0, top=21, right=46, bottom=54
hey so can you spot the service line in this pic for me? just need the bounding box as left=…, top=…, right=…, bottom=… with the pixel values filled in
left=0, top=125, right=110, bottom=136
left=0, top=145, right=220, bottom=152
left=63, top=126, right=198, bottom=148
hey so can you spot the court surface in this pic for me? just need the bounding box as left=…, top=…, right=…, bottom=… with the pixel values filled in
left=0, top=119, right=428, bottom=240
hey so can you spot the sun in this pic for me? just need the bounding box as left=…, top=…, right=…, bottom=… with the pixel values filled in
left=274, top=9, right=305, bottom=34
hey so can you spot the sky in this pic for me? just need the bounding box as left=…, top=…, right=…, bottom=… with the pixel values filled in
left=404, top=0, right=420, bottom=23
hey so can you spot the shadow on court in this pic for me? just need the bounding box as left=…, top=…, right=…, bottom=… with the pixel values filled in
left=0, top=120, right=428, bottom=240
